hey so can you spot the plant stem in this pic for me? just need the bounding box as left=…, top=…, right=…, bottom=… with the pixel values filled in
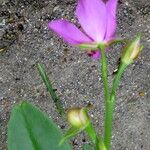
left=85, top=123, right=106, bottom=150
left=104, top=63, right=127, bottom=150
left=98, top=45, right=110, bottom=102
left=103, top=99, right=115, bottom=150
left=98, top=44, right=128, bottom=149
left=85, top=123, right=97, bottom=144
left=98, top=44, right=111, bottom=150
left=110, top=63, right=128, bottom=98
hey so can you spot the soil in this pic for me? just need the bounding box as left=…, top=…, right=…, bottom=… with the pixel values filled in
left=0, top=0, right=150, bottom=150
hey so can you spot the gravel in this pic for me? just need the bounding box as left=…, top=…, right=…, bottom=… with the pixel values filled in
left=0, top=0, right=150, bottom=149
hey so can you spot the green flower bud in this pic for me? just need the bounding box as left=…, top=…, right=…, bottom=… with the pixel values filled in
left=67, top=108, right=90, bottom=128
left=121, top=35, right=143, bottom=65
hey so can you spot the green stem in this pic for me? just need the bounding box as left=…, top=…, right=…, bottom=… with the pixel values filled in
left=103, top=99, right=115, bottom=150
left=104, top=63, right=127, bottom=150
left=98, top=44, right=111, bottom=150
left=110, top=63, right=128, bottom=98
left=98, top=43, right=127, bottom=150
left=85, top=123, right=106, bottom=150
left=85, top=123, right=97, bottom=144
left=98, top=45, right=110, bottom=102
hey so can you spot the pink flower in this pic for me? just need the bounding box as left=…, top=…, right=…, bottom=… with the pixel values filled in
left=48, top=0, right=118, bottom=59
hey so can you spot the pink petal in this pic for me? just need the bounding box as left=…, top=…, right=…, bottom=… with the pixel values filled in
left=48, top=19, right=92, bottom=45
left=104, top=13, right=117, bottom=41
left=87, top=50, right=100, bottom=59
left=76, top=0, right=107, bottom=42
left=105, top=0, right=118, bottom=40
left=106, top=0, right=118, bottom=17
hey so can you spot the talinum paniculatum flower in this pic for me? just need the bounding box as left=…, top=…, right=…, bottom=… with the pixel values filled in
left=48, top=0, right=118, bottom=59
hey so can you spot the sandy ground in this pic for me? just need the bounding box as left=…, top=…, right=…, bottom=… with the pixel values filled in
left=0, top=0, right=150, bottom=149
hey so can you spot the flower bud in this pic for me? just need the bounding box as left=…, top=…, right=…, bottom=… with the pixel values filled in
left=121, top=35, right=143, bottom=65
left=67, top=108, right=90, bottom=128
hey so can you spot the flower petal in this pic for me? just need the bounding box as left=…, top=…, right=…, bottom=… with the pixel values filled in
left=87, top=50, right=100, bottom=59
left=105, top=0, right=118, bottom=40
left=106, top=0, right=118, bottom=17
left=76, top=0, right=107, bottom=42
left=48, top=19, right=92, bottom=45
left=104, top=13, right=117, bottom=41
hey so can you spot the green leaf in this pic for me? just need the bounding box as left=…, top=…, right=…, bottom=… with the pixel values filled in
left=8, top=102, right=72, bottom=150
left=82, top=144, right=94, bottom=150
left=37, top=63, right=65, bottom=116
